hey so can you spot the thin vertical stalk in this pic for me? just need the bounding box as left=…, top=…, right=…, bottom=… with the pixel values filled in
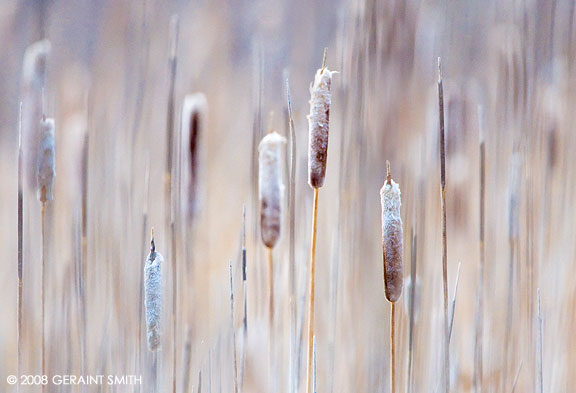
left=438, top=57, right=450, bottom=393
left=41, top=202, right=46, bottom=393
left=391, top=303, right=396, bottom=393
left=267, top=248, right=274, bottom=328
left=285, top=75, right=297, bottom=393
left=474, top=107, right=485, bottom=393
left=17, top=103, right=23, bottom=393
left=306, top=188, right=319, bottom=393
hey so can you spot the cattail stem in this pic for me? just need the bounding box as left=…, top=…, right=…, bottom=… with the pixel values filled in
left=390, top=302, right=396, bottom=393
left=267, top=247, right=274, bottom=328
left=41, top=202, right=46, bottom=393
left=306, top=187, right=319, bottom=393
left=17, top=103, right=23, bottom=393
left=438, top=57, right=450, bottom=393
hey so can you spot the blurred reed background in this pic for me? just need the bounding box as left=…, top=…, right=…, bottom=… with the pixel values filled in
left=1, top=0, right=576, bottom=392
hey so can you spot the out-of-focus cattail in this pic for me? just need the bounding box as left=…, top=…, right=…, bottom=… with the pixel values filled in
left=380, top=162, right=403, bottom=303
left=144, top=233, right=164, bottom=352
left=22, top=40, right=50, bottom=189
left=37, top=118, right=55, bottom=203
left=22, top=40, right=51, bottom=89
left=258, top=131, right=286, bottom=248
left=180, top=93, right=207, bottom=220
left=307, top=64, right=336, bottom=189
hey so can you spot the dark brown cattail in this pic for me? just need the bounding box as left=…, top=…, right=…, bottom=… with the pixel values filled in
left=380, top=162, right=403, bottom=303
left=181, top=93, right=206, bottom=219
left=37, top=118, right=55, bottom=203
left=307, top=66, right=336, bottom=189
left=144, top=234, right=164, bottom=351
left=258, top=132, right=286, bottom=248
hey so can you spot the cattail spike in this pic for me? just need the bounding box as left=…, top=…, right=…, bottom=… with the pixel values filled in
left=307, top=62, right=336, bottom=189
left=37, top=117, right=55, bottom=202
left=380, top=165, right=404, bottom=303
left=145, top=232, right=163, bottom=351
left=181, top=93, right=207, bottom=219
left=258, top=131, right=286, bottom=248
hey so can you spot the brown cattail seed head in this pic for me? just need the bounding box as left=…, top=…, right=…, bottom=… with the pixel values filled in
left=259, top=132, right=286, bottom=248
left=144, top=239, right=163, bottom=351
left=307, top=67, right=336, bottom=188
left=380, top=169, right=403, bottom=303
left=37, top=118, right=55, bottom=202
left=181, top=93, right=207, bottom=219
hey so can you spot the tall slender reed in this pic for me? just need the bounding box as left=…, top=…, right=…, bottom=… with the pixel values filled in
left=437, top=57, right=450, bottom=393
left=229, top=261, right=239, bottom=393
left=17, top=103, right=23, bottom=393
left=380, top=161, right=403, bottom=393
left=285, top=75, right=298, bottom=393
left=474, top=106, right=485, bottom=393
left=536, top=289, right=543, bottom=393
left=306, top=48, right=335, bottom=393
left=37, top=116, right=55, bottom=392
left=164, top=15, right=180, bottom=393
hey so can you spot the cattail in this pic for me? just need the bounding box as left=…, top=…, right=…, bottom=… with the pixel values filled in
left=22, top=40, right=51, bottom=89
left=181, top=93, right=207, bottom=219
left=306, top=50, right=335, bottom=393
left=258, top=131, right=286, bottom=248
left=22, top=40, right=50, bottom=189
left=144, top=234, right=164, bottom=351
left=37, top=118, right=55, bottom=203
left=307, top=65, right=336, bottom=189
left=380, top=162, right=403, bottom=303
left=381, top=162, right=403, bottom=393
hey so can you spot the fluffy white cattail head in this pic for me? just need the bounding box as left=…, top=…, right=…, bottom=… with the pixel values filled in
left=144, top=236, right=164, bottom=351
left=259, top=132, right=286, bottom=248
left=181, top=93, right=207, bottom=220
left=308, top=67, right=336, bottom=189
left=380, top=164, right=403, bottom=303
left=37, top=118, right=55, bottom=202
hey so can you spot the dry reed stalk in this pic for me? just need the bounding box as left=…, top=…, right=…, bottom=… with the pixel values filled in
left=474, top=106, right=485, bottom=393
left=229, top=261, right=239, bottom=393
left=181, top=93, right=207, bottom=221
left=306, top=49, right=334, bottom=393
left=285, top=75, right=298, bottom=393
left=37, top=116, right=55, bottom=391
left=437, top=57, right=450, bottom=393
left=536, top=289, right=543, bottom=393
left=240, top=205, right=248, bottom=393
left=163, top=15, right=180, bottom=393
left=380, top=161, right=403, bottom=393
left=144, top=231, right=164, bottom=352
left=448, top=262, right=461, bottom=342
left=17, top=103, right=23, bottom=393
